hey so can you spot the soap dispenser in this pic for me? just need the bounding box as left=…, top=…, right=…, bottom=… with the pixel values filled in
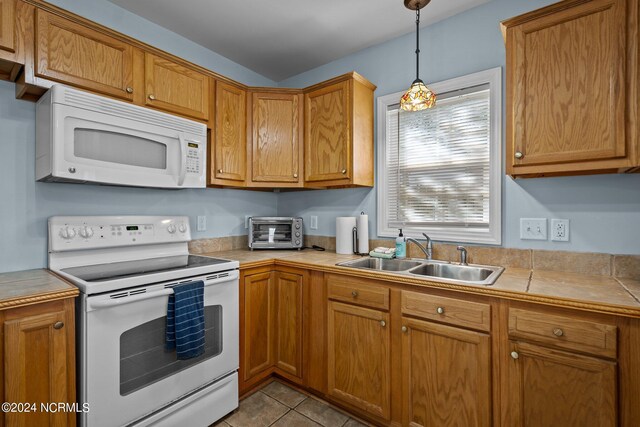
left=395, top=229, right=406, bottom=259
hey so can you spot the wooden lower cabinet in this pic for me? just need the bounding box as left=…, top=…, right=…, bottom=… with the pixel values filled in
left=507, top=341, right=617, bottom=427
left=327, top=300, right=390, bottom=420
left=242, top=270, right=275, bottom=382
left=2, top=297, right=76, bottom=427
left=274, top=271, right=303, bottom=378
left=401, top=317, right=491, bottom=427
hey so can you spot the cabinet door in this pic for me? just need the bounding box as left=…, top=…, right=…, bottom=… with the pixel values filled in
left=508, top=0, right=629, bottom=171
left=0, top=0, right=14, bottom=53
left=508, top=341, right=617, bottom=427
left=214, top=81, right=247, bottom=182
left=327, top=301, right=390, bottom=420
left=243, top=271, right=275, bottom=380
left=251, top=92, right=302, bottom=184
left=35, top=9, right=134, bottom=100
left=274, top=271, right=303, bottom=378
left=402, top=317, right=491, bottom=427
left=144, top=53, right=209, bottom=120
left=305, top=81, right=351, bottom=182
left=4, top=305, right=74, bottom=427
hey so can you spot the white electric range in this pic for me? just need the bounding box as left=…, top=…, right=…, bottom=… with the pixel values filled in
left=48, top=216, right=239, bottom=427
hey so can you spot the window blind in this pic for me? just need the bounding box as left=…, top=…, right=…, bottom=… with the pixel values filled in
left=386, top=85, right=491, bottom=229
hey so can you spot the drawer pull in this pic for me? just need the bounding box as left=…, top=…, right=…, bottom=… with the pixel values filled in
left=380, top=320, right=386, bottom=327
left=436, top=306, right=445, bottom=314
left=53, top=321, right=64, bottom=330
left=553, top=328, right=564, bottom=337
left=351, top=290, right=359, bottom=298
left=511, top=351, right=519, bottom=360
left=401, top=326, right=408, bottom=333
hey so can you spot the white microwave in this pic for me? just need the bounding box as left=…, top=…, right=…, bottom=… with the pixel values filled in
left=35, top=85, right=207, bottom=189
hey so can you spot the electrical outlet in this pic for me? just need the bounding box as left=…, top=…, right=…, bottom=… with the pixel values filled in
left=551, top=219, right=570, bottom=242
left=196, top=216, right=206, bottom=232
left=245, top=215, right=251, bottom=229
left=310, top=216, right=318, bottom=230
left=520, top=218, right=547, bottom=240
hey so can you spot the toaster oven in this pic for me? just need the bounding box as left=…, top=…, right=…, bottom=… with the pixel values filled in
left=249, top=217, right=303, bottom=250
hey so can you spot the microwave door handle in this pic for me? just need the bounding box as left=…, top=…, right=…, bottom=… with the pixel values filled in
left=177, top=133, right=187, bottom=186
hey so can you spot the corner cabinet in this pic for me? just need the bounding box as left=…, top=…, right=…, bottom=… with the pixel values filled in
left=304, top=72, right=376, bottom=188
left=2, top=297, right=76, bottom=427
left=248, top=91, right=303, bottom=187
left=0, top=0, right=14, bottom=53
left=502, top=0, right=639, bottom=177
left=212, top=81, right=247, bottom=185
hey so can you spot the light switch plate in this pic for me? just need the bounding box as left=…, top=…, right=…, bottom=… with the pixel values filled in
left=196, top=216, right=206, bottom=232
left=551, top=219, right=569, bottom=242
left=520, top=218, right=547, bottom=240
left=310, top=216, right=318, bottom=230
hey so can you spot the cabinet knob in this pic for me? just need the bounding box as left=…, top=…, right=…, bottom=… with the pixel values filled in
left=126, top=87, right=133, bottom=94
left=380, top=320, right=386, bottom=327
left=510, top=351, right=519, bottom=360
left=218, top=169, right=223, bottom=174
left=341, top=169, right=347, bottom=174
left=148, top=94, right=156, bottom=101
left=553, top=328, right=564, bottom=337
left=401, top=326, right=408, bottom=333
left=351, top=290, right=358, bottom=298
left=53, top=321, right=64, bottom=330
left=293, top=173, right=298, bottom=178
left=436, top=306, right=445, bottom=314
left=514, top=151, right=524, bottom=159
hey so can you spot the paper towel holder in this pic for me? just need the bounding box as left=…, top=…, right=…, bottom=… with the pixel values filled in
left=352, top=211, right=369, bottom=256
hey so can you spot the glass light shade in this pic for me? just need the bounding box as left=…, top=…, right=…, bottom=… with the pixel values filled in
left=400, top=80, right=436, bottom=111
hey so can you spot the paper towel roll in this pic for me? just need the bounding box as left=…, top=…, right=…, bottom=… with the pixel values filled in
left=336, top=217, right=356, bottom=254
left=356, top=212, right=369, bottom=254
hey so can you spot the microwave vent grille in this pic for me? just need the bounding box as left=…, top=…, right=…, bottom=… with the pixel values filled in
left=62, top=90, right=205, bottom=136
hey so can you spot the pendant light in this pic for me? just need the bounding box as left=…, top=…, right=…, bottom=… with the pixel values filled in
left=400, top=0, right=436, bottom=111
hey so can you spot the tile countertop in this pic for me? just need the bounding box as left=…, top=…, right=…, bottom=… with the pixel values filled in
left=0, top=269, right=79, bottom=310
left=202, top=249, right=640, bottom=318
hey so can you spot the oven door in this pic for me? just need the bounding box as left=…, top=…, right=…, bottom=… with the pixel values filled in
left=81, top=270, right=238, bottom=427
left=51, top=104, right=205, bottom=188
left=250, top=220, right=294, bottom=248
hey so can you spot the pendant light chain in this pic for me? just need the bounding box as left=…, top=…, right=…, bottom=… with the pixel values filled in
left=415, top=7, right=420, bottom=82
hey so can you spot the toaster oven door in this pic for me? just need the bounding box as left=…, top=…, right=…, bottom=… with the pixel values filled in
left=250, top=221, right=296, bottom=248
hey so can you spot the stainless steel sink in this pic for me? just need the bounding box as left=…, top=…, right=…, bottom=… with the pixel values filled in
left=336, top=257, right=503, bottom=286
left=337, top=257, right=424, bottom=271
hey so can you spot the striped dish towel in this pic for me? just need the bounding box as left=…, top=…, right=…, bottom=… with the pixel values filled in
left=165, top=280, right=205, bottom=360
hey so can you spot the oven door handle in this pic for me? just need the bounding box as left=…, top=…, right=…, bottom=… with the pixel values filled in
left=90, top=288, right=174, bottom=308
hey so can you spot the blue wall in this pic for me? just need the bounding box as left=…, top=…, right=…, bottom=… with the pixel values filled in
left=0, top=0, right=278, bottom=273
left=277, top=0, right=640, bottom=255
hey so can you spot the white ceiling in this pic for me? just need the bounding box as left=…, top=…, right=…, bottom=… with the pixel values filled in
left=107, top=0, right=490, bottom=82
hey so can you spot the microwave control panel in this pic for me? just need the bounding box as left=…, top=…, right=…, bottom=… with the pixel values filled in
left=186, top=141, right=202, bottom=174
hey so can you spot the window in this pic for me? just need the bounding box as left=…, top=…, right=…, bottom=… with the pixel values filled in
left=377, top=68, right=502, bottom=244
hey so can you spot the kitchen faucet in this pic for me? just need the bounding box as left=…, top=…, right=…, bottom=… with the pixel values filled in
left=406, top=233, right=432, bottom=260
left=457, top=246, right=468, bottom=265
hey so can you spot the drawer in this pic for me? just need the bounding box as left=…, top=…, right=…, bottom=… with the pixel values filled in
left=401, top=291, right=491, bottom=332
left=508, top=308, right=617, bottom=358
left=327, top=275, right=389, bottom=310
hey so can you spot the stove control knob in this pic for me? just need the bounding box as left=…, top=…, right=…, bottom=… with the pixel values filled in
left=178, top=223, right=187, bottom=233
left=59, top=227, right=76, bottom=240
left=167, top=224, right=177, bottom=234
left=79, top=226, right=94, bottom=238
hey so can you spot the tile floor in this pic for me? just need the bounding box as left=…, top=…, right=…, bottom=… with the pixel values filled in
left=213, top=380, right=369, bottom=427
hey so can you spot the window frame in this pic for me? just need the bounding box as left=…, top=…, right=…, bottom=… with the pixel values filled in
left=376, top=67, right=502, bottom=245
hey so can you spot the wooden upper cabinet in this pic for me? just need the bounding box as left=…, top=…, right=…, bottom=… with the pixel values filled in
left=274, top=271, right=304, bottom=378
left=304, top=72, right=375, bottom=187
left=250, top=91, right=303, bottom=186
left=327, top=300, right=390, bottom=420
left=213, top=81, right=247, bottom=184
left=503, top=0, right=638, bottom=177
left=402, top=317, right=491, bottom=427
left=3, top=299, right=76, bottom=427
left=34, top=9, right=135, bottom=101
left=507, top=341, right=617, bottom=427
left=0, top=0, right=15, bottom=53
left=144, top=53, right=209, bottom=120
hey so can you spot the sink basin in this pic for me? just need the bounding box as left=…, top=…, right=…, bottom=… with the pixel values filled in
left=337, top=258, right=424, bottom=271
left=336, top=257, right=504, bottom=286
left=408, top=263, right=501, bottom=285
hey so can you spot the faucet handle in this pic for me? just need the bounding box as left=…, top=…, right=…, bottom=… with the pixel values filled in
left=456, top=246, right=468, bottom=265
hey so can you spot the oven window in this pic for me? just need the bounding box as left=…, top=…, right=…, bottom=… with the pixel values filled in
left=119, top=305, right=222, bottom=396
left=252, top=223, right=292, bottom=243
left=74, top=128, right=168, bottom=170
